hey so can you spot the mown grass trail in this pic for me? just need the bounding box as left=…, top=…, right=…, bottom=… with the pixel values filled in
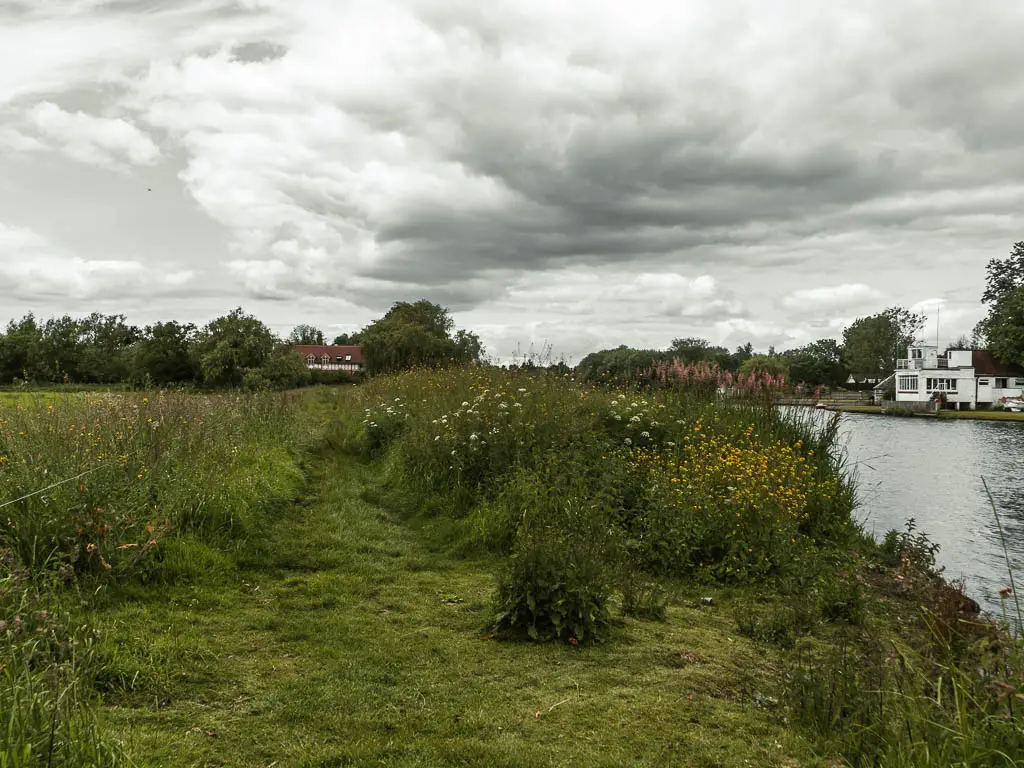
left=96, top=449, right=820, bottom=767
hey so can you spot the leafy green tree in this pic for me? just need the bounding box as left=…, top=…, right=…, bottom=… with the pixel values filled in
left=287, top=324, right=324, bottom=345
left=739, top=354, right=788, bottom=377
left=358, top=300, right=483, bottom=374
left=842, top=306, right=925, bottom=381
left=34, top=315, right=87, bottom=382
left=669, top=337, right=736, bottom=368
left=193, top=308, right=277, bottom=387
left=261, top=344, right=312, bottom=389
left=783, top=339, right=847, bottom=387
left=132, top=321, right=198, bottom=385
left=331, top=332, right=360, bottom=345
left=0, top=314, right=44, bottom=383
left=946, top=334, right=973, bottom=351
left=576, top=346, right=669, bottom=384
left=981, top=241, right=1024, bottom=308
left=78, top=313, right=140, bottom=383
left=976, top=242, right=1024, bottom=364
left=985, top=288, right=1024, bottom=368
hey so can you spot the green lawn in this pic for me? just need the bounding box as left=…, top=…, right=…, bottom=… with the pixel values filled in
left=937, top=409, right=1024, bottom=421
left=94, top=451, right=820, bottom=767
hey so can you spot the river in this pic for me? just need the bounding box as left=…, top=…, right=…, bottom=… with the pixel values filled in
left=825, top=412, right=1024, bottom=621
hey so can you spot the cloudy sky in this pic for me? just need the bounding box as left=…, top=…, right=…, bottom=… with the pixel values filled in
left=2, top=0, right=1023, bottom=362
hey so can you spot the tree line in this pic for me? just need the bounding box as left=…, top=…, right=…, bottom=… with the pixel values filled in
left=3, top=242, right=1022, bottom=389
left=0, top=301, right=483, bottom=388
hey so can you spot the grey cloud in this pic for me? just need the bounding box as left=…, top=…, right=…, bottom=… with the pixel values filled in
left=2, top=0, right=1024, bottom=359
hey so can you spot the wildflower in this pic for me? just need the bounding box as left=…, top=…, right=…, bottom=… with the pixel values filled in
left=434, top=435, right=441, bottom=441
left=469, top=433, right=479, bottom=441
left=1000, top=586, right=1013, bottom=598
left=462, top=401, right=470, bottom=407
left=623, top=438, right=632, bottom=446
left=640, top=431, right=651, bottom=439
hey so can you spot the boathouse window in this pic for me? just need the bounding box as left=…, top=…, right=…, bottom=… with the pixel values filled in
left=995, top=378, right=1009, bottom=389
left=911, top=349, right=922, bottom=359
left=978, top=379, right=989, bottom=386
left=926, top=378, right=957, bottom=392
left=897, top=375, right=918, bottom=391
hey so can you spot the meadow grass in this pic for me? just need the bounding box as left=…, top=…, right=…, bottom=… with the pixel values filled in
left=1, top=389, right=316, bottom=766
left=2, top=373, right=1022, bottom=766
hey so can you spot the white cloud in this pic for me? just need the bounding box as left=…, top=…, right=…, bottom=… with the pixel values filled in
left=22, top=101, right=161, bottom=169
left=1, top=0, right=1023, bottom=357
left=1, top=221, right=194, bottom=301
left=782, top=283, right=883, bottom=311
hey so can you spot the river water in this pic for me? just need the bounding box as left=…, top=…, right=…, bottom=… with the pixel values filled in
left=824, top=411, right=1024, bottom=620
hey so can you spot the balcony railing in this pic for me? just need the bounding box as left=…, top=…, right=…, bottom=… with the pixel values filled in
left=896, top=358, right=949, bottom=370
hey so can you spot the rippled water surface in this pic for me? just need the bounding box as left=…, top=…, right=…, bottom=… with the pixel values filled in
left=828, top=412, right=1024, bottom=617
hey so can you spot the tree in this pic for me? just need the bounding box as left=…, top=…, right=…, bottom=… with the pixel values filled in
left=357, top=300, right=483, bottom=374
left=193, top=308, right=277, bottom=386
left=783, top=339, right=847, bottom=387
left=78, top=313, right=140, bottom=383
left=842, top=306, right=925, bottom=381
left=977, top=242, right=1024, bottom=364
left=947, top=334, right=973, bottom=351
left=0, top=314, right=44, bottom=383
left=981, top=241, right=1024, bottom=308
left=261, top=344, right=313, bottom=389
left=669, top=337, right=736, bottom=368
left=985, top=288, right=1024, bottom=368
left=576, top=346, right=669, bottom=384
left=132, top=321, right=198, bottom=385
left=332, top=332, right=360, bottom=345
left=739, top=354, right=789, bottom=377
left=287, top=324, right=324, bottom=345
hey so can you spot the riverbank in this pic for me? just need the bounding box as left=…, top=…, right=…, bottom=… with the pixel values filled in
left=3, top=382, right=1022, bottom=766
left=818, top=403, right=1024, bottom=421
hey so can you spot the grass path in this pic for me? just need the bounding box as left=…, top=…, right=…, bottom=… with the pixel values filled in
left=95, top=451, right=823, bottom=767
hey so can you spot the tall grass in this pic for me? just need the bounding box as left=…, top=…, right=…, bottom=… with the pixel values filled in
left=335, top=367, right=857, bottom=640
left=0, top=391, right=313, bottom=578
left=791, top=494, right=1024, bottom=766
left=1, top=390, right=318, bottom=766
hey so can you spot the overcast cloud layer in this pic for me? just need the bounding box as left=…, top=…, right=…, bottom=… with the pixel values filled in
left=2, top=0, right=1023, bottom=361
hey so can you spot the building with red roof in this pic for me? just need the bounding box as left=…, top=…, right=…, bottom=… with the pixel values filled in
left=294, top=345, right=364, bottom=373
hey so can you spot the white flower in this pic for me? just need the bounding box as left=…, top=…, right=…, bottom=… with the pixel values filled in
left=623, top=438, right=632, bottom=446
left=640, top=431, right=651, bottom=439
left=469, top=433, right=479, bottom=441
left=650, top=420, right=659, bottom=427
left=614, top=414, right=622, bottom=421
left=431, top=419, right=438, bottom=425
left=434, top=435, right=441, bottom=441
left=667, top=441, right=676, bottom=447
left=513, top=402, right=523, bottom=408
left=518, top=388, right=527, bottom=393
left=462, top=401, right=469, bottom=407
left=499, top=402, right=509, bottom=409
left=394, top=397, right=401, bottom=402
left=629, top=415, right=641, bottom=423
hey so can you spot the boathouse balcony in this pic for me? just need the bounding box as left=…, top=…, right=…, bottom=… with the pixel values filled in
left=897, top=358, right=949, bottom=370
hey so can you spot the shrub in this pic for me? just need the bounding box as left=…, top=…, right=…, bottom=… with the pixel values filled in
left=493, top=513, right=614, bottom=643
